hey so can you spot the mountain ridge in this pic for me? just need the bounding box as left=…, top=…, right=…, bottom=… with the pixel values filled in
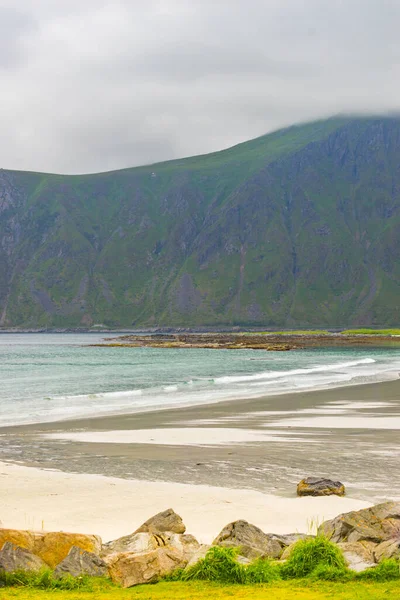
left=1, top=115, right=399, bottom=328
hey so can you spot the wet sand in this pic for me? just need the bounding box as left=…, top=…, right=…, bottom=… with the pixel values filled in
left=1, top=378, right=399, bottom=503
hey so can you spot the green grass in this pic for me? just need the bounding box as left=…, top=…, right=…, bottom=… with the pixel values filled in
left=259, top=330, right=331, bottom=335
left=340, top=329, right=400, bottom=335
left=280, top=536, right=348, bottom=579
left=2, top=580, right=400, bottom=600
left=168, top=547, right=281, bottom=584
left=0, top=568, right=108, bottom=591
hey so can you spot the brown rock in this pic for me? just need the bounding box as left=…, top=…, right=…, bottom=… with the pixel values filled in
left=33, top=532, right=102, bottom=568
left=212, top=520, right=283, bottom=560
left=0, top=529, right=35, bottom=553
left=318, top=501, right=400, bottom=544
left=106, top=546, right=186, bottom=587
left=102, top=532, right=160, bottom=556
left=54, top=546, right=108, bottom=578
left=134, top=509, right=186, bottom=535
left=166, top=534, right=200, bottom=562
left=0, top=542, right=48, bottom=572
left=102, top=531, right=199, bottom=562
left=337, top=541, right=377, bottom=572
left=0, top=528, right=102, bottom=568
left=297, top=477, right=345, bottom=497
left=374, top=539, right=400, bottom=563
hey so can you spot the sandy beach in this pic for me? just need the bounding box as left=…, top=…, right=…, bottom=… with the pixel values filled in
left=1, top=378, right=399, bottom=501
left=0, top=460, right=370, bottom=543
left=0, top=361, right=399, bottom=545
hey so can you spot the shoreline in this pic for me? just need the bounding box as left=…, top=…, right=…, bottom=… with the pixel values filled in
left=2, top=373, right=398, bottom=433
left=0, top=460, right=370, bottom=544
left=0, top=360, right=399, bottom=431
left=1, top=378, right=400, bottom=505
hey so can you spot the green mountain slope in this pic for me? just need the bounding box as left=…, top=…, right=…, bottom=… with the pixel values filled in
left=1, top=116, right=399, bottom=328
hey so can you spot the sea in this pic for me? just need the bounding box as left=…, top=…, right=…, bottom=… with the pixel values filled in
left=1, top=333, right=400, bottom=428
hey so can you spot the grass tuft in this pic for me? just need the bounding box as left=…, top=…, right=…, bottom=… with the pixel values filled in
left=178, top=547, right=246, bottom=584
left=281, top=536, right=347, bottom=579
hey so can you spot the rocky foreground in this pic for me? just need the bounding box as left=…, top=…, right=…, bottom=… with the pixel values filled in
left=1, top=503, right=400, bottom=588
left=92, top=332, right=400, bottom=351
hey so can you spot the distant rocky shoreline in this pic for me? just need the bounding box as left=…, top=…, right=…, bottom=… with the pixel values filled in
left=92, top=332, right=400, bottom=351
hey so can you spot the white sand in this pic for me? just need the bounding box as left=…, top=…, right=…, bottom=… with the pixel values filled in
left=0, top=461, right=370, bottom=544
left=268, top=416, right=400, bottom=429
left=42, top=428, right=316, bottom=446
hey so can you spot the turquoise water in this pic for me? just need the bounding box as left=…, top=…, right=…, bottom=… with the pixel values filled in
left=1, top=333, right=400, bottom=427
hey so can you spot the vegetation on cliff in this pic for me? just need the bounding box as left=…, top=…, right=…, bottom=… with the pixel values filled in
left=1, top=116, right=400, bottom=328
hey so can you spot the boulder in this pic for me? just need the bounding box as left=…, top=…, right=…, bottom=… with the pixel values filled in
left=102, top=532, right=160, bottom=556
left=134, top=509, right=186, bottom=535
left=185, top=544, right=211, bottom=568
left=106, top=546, right=186, bottom=587
left=33, top=532, right=102, bottom=568
left=0, top=529, right=101, bottom=568
left=102, top=531, right=199, bottom=562
left=337, top=541, right=377, bottom=572
left=374, top=539, right=400, bottom=563
left=318, top=501, right=400, bottom=544
left=269, top=533, right=314, bottom=548
left=0, top=542, right=48, bottom=572
left=54, top=546, right=108, bottom=578
left=166, top=534, right=200, bottom=562
left=213, top=520, right=283, bottom=560
left=0, top=528, right=102, bottom=569
left=0, top=529, right=35, bottom=554
left=297, top=477, right=345, bottom=497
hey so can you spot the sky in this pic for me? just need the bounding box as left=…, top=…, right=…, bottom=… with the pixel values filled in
left=1, top=0, right=400, bottom=174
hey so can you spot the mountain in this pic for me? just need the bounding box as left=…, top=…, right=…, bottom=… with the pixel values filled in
left=1, top=116, right=400, bottom=328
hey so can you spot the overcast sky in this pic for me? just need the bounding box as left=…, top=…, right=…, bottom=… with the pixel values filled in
left=1, top=0, right=400, bottom=174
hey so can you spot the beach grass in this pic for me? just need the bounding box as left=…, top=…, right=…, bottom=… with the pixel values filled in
left=259, top=330, right=331, bottom=335
left=340, top=328, right=400, bottom=335
left=2, top=580, right=400, bottom=600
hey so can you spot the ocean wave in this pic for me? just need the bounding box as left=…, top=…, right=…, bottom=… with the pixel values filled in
left=214, top=358, right=376, bottom=385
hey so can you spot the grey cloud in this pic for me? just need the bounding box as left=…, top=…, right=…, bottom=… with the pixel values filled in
left=0, top=0, right=400, bottom=173
left=0, top=6, right=37, bottom=67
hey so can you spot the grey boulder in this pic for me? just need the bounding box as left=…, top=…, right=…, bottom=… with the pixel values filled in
left=319, top=501, right=400, bottom=544
left=0, top=542, right=48, bottom=572
left=213, top=520, right=283, bottom=559
left=54, top=546, right=108, bottom=578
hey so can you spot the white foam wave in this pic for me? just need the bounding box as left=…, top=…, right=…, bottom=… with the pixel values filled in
left=214, top=358, right=376, bottom=385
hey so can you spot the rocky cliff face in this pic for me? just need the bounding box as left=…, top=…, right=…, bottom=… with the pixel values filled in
left=1, top=116, right=399, bottom=328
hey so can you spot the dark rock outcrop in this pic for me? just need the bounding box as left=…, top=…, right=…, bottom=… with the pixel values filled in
left=0, top=542, right=48, bottom=572
left=54, top=546, right=108, bottom=578
left=297, top=477, right=345, bottom=497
